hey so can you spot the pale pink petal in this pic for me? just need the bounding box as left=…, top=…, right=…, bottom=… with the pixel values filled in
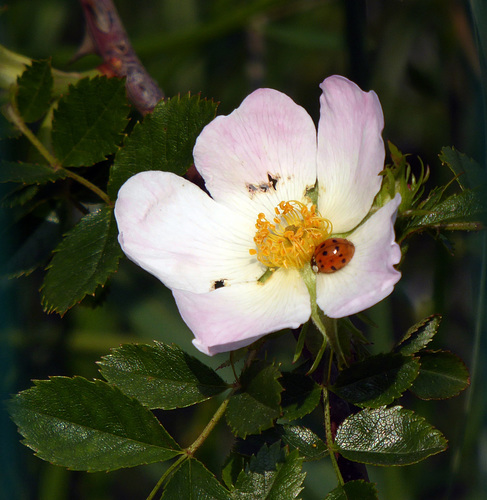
left=194, top=88, right=317, bottom=220
left=317, top=76, right=385, bottom=233
left=115, top=171, right=264, bottom=294
left=173, top=269, right=311, bottom=355
left=316, top=195, right=401, bottom=318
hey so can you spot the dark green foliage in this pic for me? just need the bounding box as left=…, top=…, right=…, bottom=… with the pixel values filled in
left=16, top=59, right=53, bottom=122
left=161, top=459, right=231, bottom=499
left=0, top=161, right=67, bottom=184
left=325, top=480, right=379, bottom=500
left=395, top=315, right=441, bottom=355
left=41, top=206, right=122, bottom=314
left=232, top=442, right=305, bottom=499
left=52, top=76, right=129, bottom=167
left=8, top=377, right=181, bottom=472
left=335, top=406, right=447, bottom=466
left=410, top=350, right=470, bottom=400
left=108, top=93, right=218, bottom=198
left=226, top=361, right=282, bottom=438
left=99, top=342, right=229, bottom=409
left=332, top=353, right=420, bottom=408
left=280, top=372, right=322, bottom=421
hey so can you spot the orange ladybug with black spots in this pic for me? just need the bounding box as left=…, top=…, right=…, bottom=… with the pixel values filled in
left=312, top=238, right=355, bottom=274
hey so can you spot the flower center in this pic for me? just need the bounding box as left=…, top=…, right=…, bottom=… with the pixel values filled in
left=249, top=200, right=332, bottom=269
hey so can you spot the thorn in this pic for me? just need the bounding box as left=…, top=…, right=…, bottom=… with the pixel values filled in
left=69, top=29, right=98, bottom=64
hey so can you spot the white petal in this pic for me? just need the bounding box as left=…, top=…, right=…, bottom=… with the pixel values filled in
left=115, top=171, right=264, bottom=293
left=316, top=195, right=402, bottom=317
left=173, top=269, right=311, bottom=355
left=317, top=76, right=385, bottom=233
left=194, top=88, right=317, bottom=220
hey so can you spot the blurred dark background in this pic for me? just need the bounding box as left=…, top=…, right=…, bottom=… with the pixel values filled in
left=1, top=0, right=486, bottom=498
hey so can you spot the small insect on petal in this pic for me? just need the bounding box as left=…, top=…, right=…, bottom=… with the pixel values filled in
left=312, top=238, right=355, bottom=273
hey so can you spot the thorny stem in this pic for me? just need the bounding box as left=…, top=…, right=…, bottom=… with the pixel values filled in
left=78, top=0, right=164, bottom=115
left=323, top=387, right=345, bottom=486
left=5, top=103, right=112, bottom=205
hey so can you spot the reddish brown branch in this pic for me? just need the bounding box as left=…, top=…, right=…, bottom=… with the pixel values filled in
left=79, top=0, right=163, bottom=114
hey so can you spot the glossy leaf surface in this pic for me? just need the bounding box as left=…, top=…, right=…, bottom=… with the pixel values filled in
left=226, top=361, right=282, bottom=438
left=232, top=443, right=305, bottom=499
left=395, top=315, right=441, bottom=355
left=410, top=350, right=470, bottom=400
left=8, top=377, right=181, bottom=471
left=332, top=353, right=420, bottom=408
left=99, top=342, right=228, bottom=409
left=41, top=206, right=122, bottom=314
left=335, top=406, right=447, bottom=466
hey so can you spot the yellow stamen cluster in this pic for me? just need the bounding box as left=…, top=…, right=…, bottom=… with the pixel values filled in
left=249, top=200, right=332, bottom=269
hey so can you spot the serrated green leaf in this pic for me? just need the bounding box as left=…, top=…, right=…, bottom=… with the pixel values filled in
left=410, top=350, right=470, bottom=400
left=0, top=161, right=67, bottom=184
left=41, top=206, right=122, bottom=314
left=7, top=377, right=181, bottom=472
left=232, top=443, right=305, bottom=500
left=335, top=406, right=447, bottom=466
left=276, top=425, right=327, bottom=461
left=4, top=215, right=61, bottom=278
left=280, top=372, right=321, bottom=421
left=16, top=59, right=53, bottom=122
left=222, top=454, right=246, bottom=491
left=107, top=93, right=218, bottom=198
left=226, top=361, right=282, bottom=438
left=98, top=342, right=228, bottom=409
left=325, top=480, right=379, bottom=500
left=439, top=147, right=487, bottom=190
left=404, top=189, right=487, bottom=239
left=1, top=184, right=39, bottom=208
left=52, top=76, right=129, bottom=167
left=395, top=315, right=441, bottom=355
left=161, top=458, right=231, bottom=499
left=332, top=353, right=420, bottom=408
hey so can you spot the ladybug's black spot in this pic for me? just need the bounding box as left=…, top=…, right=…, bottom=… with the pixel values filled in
left=341, top=258, right=346, bottom=263
left=332, top=239, right=338, bottom=243
left=323, top=251, right=328, bottom=255
left=331, top=266, right=337, bottom=271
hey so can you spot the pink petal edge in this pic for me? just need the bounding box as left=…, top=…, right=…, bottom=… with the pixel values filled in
left=317, top=75, right=385, bottom=233
left=316, top=194, right=402, bottom=318
left=193, top=88, right=318, bottom=221
left=173, top=269, right=311, bottom=355
left=115, top=171, right=263, bottom=294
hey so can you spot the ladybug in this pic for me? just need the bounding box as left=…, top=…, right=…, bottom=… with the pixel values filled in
left=312, top=238, right=355, bottom=273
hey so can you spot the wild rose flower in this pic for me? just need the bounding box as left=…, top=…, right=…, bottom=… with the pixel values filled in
left=115, top=76, right=401, bottom=355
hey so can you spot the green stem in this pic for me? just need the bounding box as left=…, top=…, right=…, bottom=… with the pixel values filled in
left=4, top=103, right=112, bottom=205
left=147, top=395, right=232, bottom=499
left=300, top=263, right=329, bottom=373
left=323, top=387, right=344, bottom=486
left=185, top=396, right=231, bottom=457
left=146, top=454, right=187, bottom=500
